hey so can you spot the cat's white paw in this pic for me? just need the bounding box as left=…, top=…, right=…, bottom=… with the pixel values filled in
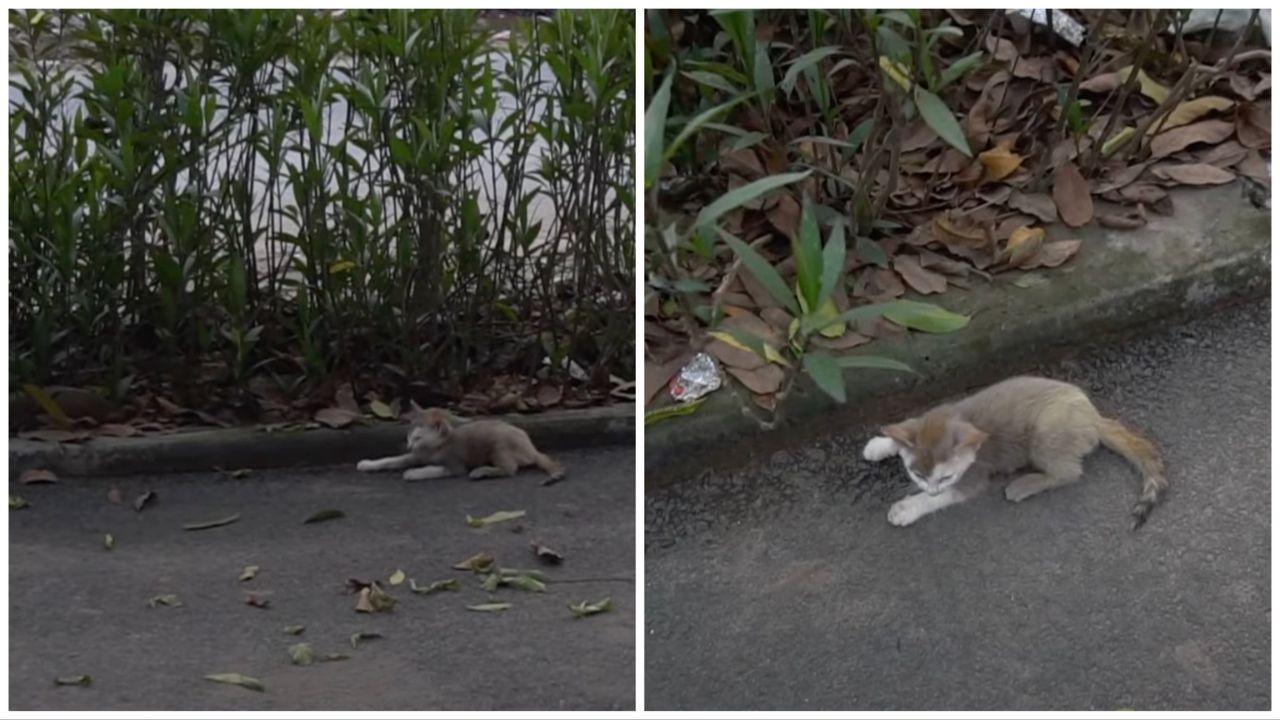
left=887, top=496, right=925, bottom=527
left=863, top=436, right=899, bottom=462
left=356, top=459, right=376, bottom=472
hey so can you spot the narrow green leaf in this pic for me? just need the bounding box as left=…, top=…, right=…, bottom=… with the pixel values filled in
left=913, top=86, right=971, bottom=157
left=817, top=219, right=846, bottom=307
left=663, top=93, right=753, bottom=165
left=644, top=398, right=706, bottom=425
left=696, top=171, right=811, bottom=232
left=938, top=51, right=985, bottom=90
left=855, top=235, right=889, bottom=268
left=781, top=46, right=843, bottom=96
left=882, top=299, right=970, bottom=333
left=718, top=229, right=801, bottom=316
left=645, top=71, right=673, bottom=189
left=803, top=351, right=846, bottom=403
left=834, top=355, right=916, bottom=373
left=793, top=196, right=823, bottom=310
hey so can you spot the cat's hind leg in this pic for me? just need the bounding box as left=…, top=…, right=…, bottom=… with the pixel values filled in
left=357, top=453, right=417, bottom=472
left=468, top=452, right=519, bottom=480
left=1005, top=448, right=1087, bottom=503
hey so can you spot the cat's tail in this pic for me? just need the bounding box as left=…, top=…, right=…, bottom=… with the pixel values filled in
left=1098, top=417, right=1166, bottom=530
left=534, top=452, right=565, bottom=485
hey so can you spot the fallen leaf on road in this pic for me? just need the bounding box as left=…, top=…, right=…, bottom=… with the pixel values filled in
left=134, top=490, right=156, bottom=512
left=453, top=552, right=496, bottom=573
left=183, top=514, right=239, bottom=531
left=54, top=675, right=92, bottom=687
left=350, top=631, right=382, bottom=649
left=287, top=643, right=314, bottom=666
left=1151, top=163, right=1237, bottom=185
left=1000, top=226, right=1045, bottom=268
left=324, top=653, right=350, bottom=662
left=240, top=565, right=259, bottom=582
left=409, top=578, right=460, bottom=595
left=354, top=583, right=395, bottom=613
left=104, top=534, right=114, bottom=551
left=19, top=468, right=57, bottom=484
left=303, top=509, right=345, bottom=524
left=532, top=542, right=563, bottom=565
left=1052, top=161, right=1093, bottom=227
left=147, top=594, right=182, bottom=608
left=204, top=673, right=264, bottom=692
left=500, top=574, right=547, bottom=593
left=466, top=602, right=513, bottom=612
left=1098, top=209, right=1147, bottom=229
left=283, top=625, right=305, bottom=635
left=569, top=597, right=613, bottom=618
left=388, top=569, right=406, bottom=586
left=10, top=495, right=30, bottom=510
left=369, top=399, right=396, bottom=419
left=1018, top=240, right=1083, bottom=269
left=466, top=510, right=526, bottom=528
left=245, top=594, right=270, bottom=609
left=1012, top=273, right=1050, bottom=288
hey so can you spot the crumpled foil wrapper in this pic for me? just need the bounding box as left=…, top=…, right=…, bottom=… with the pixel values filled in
left=1006, top=9, right=1086, bottom=47
left=669, top=352, right=722, bottom=402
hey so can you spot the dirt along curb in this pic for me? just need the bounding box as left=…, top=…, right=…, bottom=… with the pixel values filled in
left=646, top=183, right=1270, bottom=482
left=10, top=404, right=635, bottom=478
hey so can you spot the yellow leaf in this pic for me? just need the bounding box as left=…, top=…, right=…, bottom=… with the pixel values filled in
left=1101, top=126, right=1136, bottom=157
left=1117, top=65, right=1169, bottom=104
left=878, top=56, right=912, bottom=92
left=329, top=260, right=356, bottom=274
left=813, top=297, right=847, bottom=339
left=977, top=143, right=1024, bottom=181
left=1000, top=225, right=1045, bottom=267
left=707, top=331, right=790, bottom=368
left=1147, top=96, right=1235, bottom=134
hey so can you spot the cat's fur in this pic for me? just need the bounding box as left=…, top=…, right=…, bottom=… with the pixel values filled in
left=863, top=376, right=1165, bottom=529
left=357, top=403, right=564, bottom=483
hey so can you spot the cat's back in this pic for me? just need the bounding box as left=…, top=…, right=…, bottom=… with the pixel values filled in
left=957, top=375, right=1093, bottom=425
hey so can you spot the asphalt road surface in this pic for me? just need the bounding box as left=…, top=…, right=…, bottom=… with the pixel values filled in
left=10, top=445, right=635, bottom=711
left=646, top=298, right=1269, bottom=711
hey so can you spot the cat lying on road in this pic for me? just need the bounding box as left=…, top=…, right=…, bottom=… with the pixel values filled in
left=357, top=403, right=564, bottom=485
left=863, top=376, right=1165, bottom=529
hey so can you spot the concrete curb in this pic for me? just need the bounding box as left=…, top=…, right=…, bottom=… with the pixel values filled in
left=646, top=183, right=1270, bottom=478
left=11, top=404, right=635, bottom=477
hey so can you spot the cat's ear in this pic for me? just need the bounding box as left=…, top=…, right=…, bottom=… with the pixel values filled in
left=425, top=408, right=452, bottom=435
left=881, top=420, right=918, bottom=448
left=958, top=426, right=988, bottom=449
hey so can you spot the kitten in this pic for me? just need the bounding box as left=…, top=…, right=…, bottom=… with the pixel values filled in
left=862, top=376, right=1165, bottom=529
left=357, top=403, right=565, bottom=484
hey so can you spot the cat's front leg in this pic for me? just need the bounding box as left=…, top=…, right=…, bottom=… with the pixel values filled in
left=357, top=453, right=418, bottom=472
left=887, top=489, right=965, bottom=526
left=403, top=465, right=453, bottom=481
left=862, top=436, right=901, bottom=462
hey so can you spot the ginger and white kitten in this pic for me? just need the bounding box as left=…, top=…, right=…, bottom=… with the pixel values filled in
left=863, top=376, right=1165, bottom=529
left=357, top=403, right=564, bottom=484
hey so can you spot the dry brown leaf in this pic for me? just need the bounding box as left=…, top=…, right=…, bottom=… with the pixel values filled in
left=1148, top=119, right=1235, bottom=159
left=851, top=266, right=906, bottom=302
left=1229, top=72, right=1264, bottom=101
left=759, top=307, right=794, bottom=336
left=751, top=392, right=777, bottom=413
left=705, top=338, right=764, bottom=371
left=314, top=407, right=361, bottom=429
left=1052, top=162, right=1093, bottom=227
left=334, top=383, right=361, bottom=414
left=977, top=144, right=1024, bottom=182
left=892, top=255, right=947, bottom=295
left=1148, top=96, right=1234, bottom=134
left=1199, top=140, right=1249, bottom=167
left=535, top=383, right=563, bottom=408
left=725, top=364, right=785, bottom=395
left=900, top=120, right=939, bottom=152
left=644, top=355, right=687, bottom=406
left=1116, top=183, right=1168, bottom=206
left=1080, top=66, right=1168, bottom=103
left=1008, top=191, right=1058, bottom=223
left=1098, top=209, right=1147, bottom=229
left=17, top=429, right=91, bottom=443
left=1236, top=150, right=1270, bottom=181
left=721, top=148, right=765, bottom=178
left=766, top=194, right=801, bottom=238
left=1000, top=226, right=1045, bottom=268
left=1151, top=163, right=1237, bottom=186
left=19, top=468, right=57, bottom=485
left=1093, top=162, right=1150, bottom=194
left=96, top=423, right=142, bottom=438
left=1235, top=101, right=1271, bottom=149
left=1019, top=240, right=1082, bottom=270
left=809, top=332, right=873, bottom=351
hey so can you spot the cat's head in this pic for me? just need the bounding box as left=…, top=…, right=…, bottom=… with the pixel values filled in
left=882, top=412, right=987, bottom=496
left=407, top=401, right=453, bottom=452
